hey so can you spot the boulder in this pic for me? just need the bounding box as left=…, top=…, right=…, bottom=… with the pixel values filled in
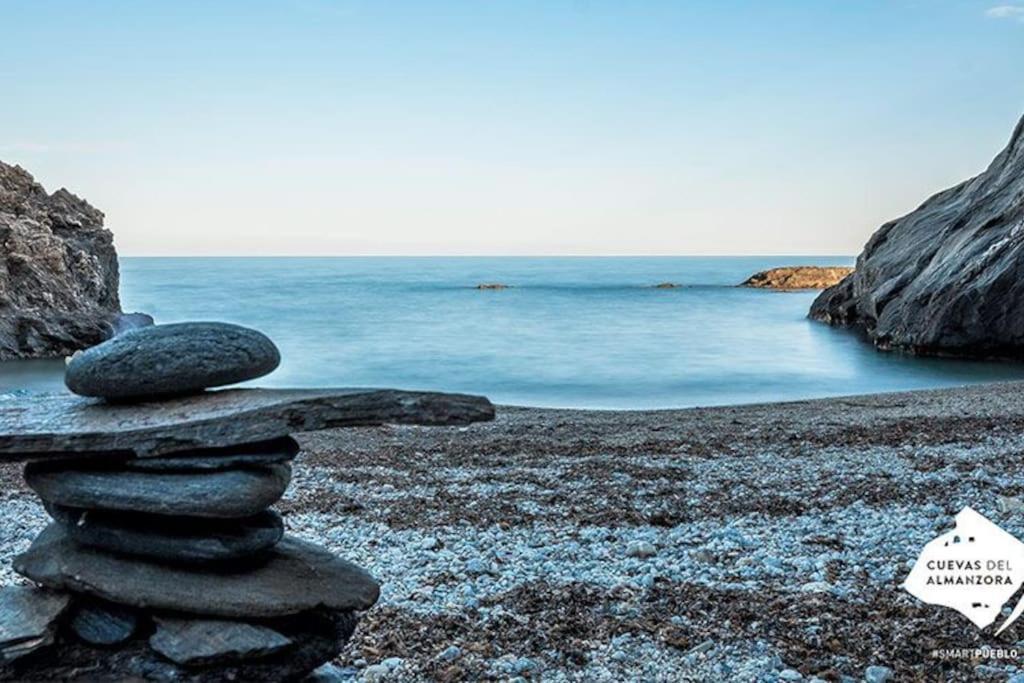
left=149, top=617, right=291, bottom=666
left=0, top=387, right=495, bottom=458
left=26, top=462, right=291, bottom=518
left=0, top=161, right=121, bottom=360
left=65, top=322, right=281, bottom=399
left=0, top=585, right=70, bottom=662
left=49, top=506, right=284, bottom=564
left=68, top=600, right=138, bottom=646
left=741, top=266, right=853, bottom=290
left=809, top=115, right=1024, bottom=358
left=15, top=525, right=380, bottom=618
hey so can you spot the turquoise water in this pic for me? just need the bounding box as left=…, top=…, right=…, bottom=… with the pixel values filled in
left=5, top=256, right=1024, bottom=409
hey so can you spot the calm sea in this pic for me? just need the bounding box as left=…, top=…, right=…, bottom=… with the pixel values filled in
left=5, top=256, right=1024, bottom=409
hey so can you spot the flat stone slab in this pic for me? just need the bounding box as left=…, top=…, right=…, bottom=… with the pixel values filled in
left=15, top=525, right=380, bottom=618
left=124, top=436, right=299, bottom=472
left=0, top=387, right=495, bottom=458
left=150, top=617, right=291, bottom=666
left=49, top=506, right=284, bottom=564
left=27, top=463, right=291, bottom=518
left=65, top=322, right=281, bottom=400
left=50, top=506, right=284, bottom=564
left=0, top=585, right=70, bottom=662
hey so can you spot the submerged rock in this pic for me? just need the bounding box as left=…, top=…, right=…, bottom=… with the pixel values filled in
left=0, top=161, right=121, bottom=360
left=740, top=266, right=853, bottom=290
left=809, top=115, right=1024, bottom=358
left=15, top=525, right=380, bottom=618
left=26, top=462, right=291, bottom=518
left=475, top=283, right=510, bottom=290
left=65, top=322, right=280, bottom=399
left=149, top=617, right=291, bottom=666
left=49, top=506, right=284, bottom=564
left=0, top=585, right=70, bottom=662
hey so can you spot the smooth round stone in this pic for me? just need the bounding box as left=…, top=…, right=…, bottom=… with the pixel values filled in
left=49, top=505, right=285, bottom=564
left=15, top=525, right=380, bottom=619
left=25, top=462, right=291, bottom=518
left=124, top=436, right=299, bottom=473
left=64, top=322, right=280, bottom=400
left=68, top=600, right=138, bottom=646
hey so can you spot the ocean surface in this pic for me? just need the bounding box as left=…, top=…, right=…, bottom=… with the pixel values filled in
left=5, top=256, right=1024, bottom=409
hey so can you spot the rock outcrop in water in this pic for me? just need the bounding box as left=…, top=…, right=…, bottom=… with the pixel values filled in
left=0, top=161, right=120, bottom=360
left=809, top=115, right=1024, bottom=358
left=741, top=266, right=853, bottom=290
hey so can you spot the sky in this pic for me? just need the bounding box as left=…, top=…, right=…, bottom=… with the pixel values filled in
left=1, top=1, right=1023, bottom=256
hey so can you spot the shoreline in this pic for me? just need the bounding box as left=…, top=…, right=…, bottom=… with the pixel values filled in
left=4, top=382, right=1024, bottom=679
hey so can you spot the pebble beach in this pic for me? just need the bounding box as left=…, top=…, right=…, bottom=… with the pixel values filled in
left=8, top=381, right=1024, bottom=681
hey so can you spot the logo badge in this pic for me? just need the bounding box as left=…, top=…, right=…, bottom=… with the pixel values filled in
left=904, top=507, right=1024, bottom=634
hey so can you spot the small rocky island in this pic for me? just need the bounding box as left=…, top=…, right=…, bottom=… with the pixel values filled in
left=740, top=266, right=853, bottom=290
left=0, top=321, right=493, bottom=681
left=810, top=114, right=1024, bottom=358
left=0, top=161, right=126, bottom=360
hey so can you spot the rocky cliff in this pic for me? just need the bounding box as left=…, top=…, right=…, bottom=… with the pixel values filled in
left=809, top=115, right=1024, bottom=359
left=0, top=162, right=121, bottom=359
left=741, top=266, right=853, bottom=290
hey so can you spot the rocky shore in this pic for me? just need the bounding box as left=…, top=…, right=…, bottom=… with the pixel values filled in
left=741, top=266, right=853, bottom=290
left=5, top=382, right=1024, bottom=680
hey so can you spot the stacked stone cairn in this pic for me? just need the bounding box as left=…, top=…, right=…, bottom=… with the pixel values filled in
left=0, top=321, right=494, bottom=681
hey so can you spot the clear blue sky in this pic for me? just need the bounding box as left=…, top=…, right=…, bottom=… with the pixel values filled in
left=2, top=0, right=1022, bottom=256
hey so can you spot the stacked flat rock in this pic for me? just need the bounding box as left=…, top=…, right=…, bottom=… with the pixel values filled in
left=0, top=321, right=495, bottom=681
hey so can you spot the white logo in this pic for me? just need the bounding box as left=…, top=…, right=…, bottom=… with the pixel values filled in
left=904, top=507, right=1024, bottom=634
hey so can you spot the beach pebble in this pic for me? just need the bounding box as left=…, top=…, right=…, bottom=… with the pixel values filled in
left=437, top=645, right=461, bottom=662
left=362, top=664, right=390, bottom=681
left=65, top=322, right=280, bottom=399
left=779, top=669, right=802, bottom=681
left=864, top=665, right=893, bottom=683
left=626, top=541, right=657, bottom=558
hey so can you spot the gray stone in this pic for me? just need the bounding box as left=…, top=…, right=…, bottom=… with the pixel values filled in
left=124, top=436, right=299, bottom=472
left=2, top=608, right=357, bottom=682
left=0, top=161, right=121, bottom=361
left=0, top=585, right=70, bottom=662
left=48, top=506, right=284, bottom=564
left=810, top=115, right=1024, bottom=358
left=68, top=600, right=137, bottom=646
left=0, top=387, right=495, bottom=458
left=65, top=322, right=280, bottom=399
left=149, top=616, right=291, bottom=666
left=26, top=462, right=291, bottom=518
left=864, top=665, right=893, bottom=683
left=15, top=525, right=380, bottom=618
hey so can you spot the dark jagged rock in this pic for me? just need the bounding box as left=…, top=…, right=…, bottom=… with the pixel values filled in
left=0, top=586, right=70, bottom=662
left=0, top=161, right=121, bottom=360
left=0, top=387, right=496, bottom=457
left=124, top=437, right=299, bottom=472
left=150, top=617, right=291, bottom=666
left=65, top=322, right=281, bottom=399
left=15, top=525, right=380, bottom=618
left=1, top=608, right=357, bottom=682
left=741, top=266, right=853, bottom=290
left=68, top=600, right=138, bottom=646
left=49, top=506, right=284, bottom=565
left=809, top=115, right=1024, bottom=358
left=26, top=462, right=291, bottom=517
